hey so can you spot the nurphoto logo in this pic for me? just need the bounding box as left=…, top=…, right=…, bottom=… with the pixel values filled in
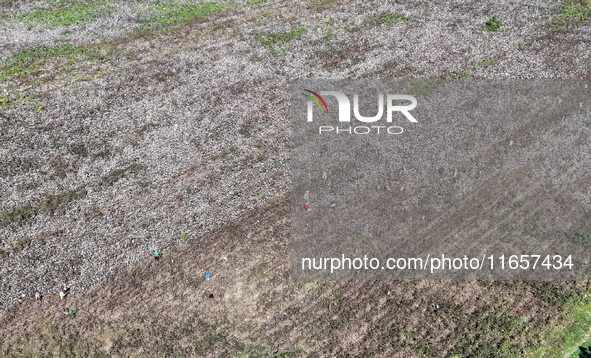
left=304, top=89, right=418, bottom=135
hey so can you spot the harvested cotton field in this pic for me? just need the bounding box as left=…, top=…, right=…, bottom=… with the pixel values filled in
left=1, top=0, right=590, bottom=356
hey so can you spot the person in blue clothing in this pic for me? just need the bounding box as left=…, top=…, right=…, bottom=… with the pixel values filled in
left=154, top=250, right=160, bottom=261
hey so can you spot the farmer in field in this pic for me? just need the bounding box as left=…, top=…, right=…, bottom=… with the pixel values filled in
left=154, top=250, right=160, bottom=261
left=34, top=291, right=41, bottom=301
left=59, top=288, right=66, bottom=300
left=63, top=308, right=73, bottom=315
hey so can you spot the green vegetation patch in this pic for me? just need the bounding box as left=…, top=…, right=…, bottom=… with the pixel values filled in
left=0, top=44, right=98, bottom=81
left=256, top=26, right=307, bottom=47
left=530, top=293, right=591, bottom=357
left=0, top=206, right=38, bottom=228
left=370, top=11, right=410, bottom=26
left=450, top=309, right=527, bottom=357
left=17, top=2, right=112, bottom=29
left=553, top=1, right=590, bottom=27
left=441, top=57, right=500, bottom=79
left=255, top=26, right=307, bottom=55
left=0, top=187, right=86, bottom=228
left=99, top=163, right=143, bottom=186
left=483, top=15, right=502, bottom=31
left=571, top=339, right=591, bottom=358
left=39, top=187, right=87, bottom=215
left=147, top=1, right=224, bottom=26
left=0, top=92, right=29, bottom=109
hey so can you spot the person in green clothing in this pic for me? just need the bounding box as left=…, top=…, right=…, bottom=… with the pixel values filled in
left=154, top=250, right=160, bottom=261
left=63, top=308, right=73, bottom=315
